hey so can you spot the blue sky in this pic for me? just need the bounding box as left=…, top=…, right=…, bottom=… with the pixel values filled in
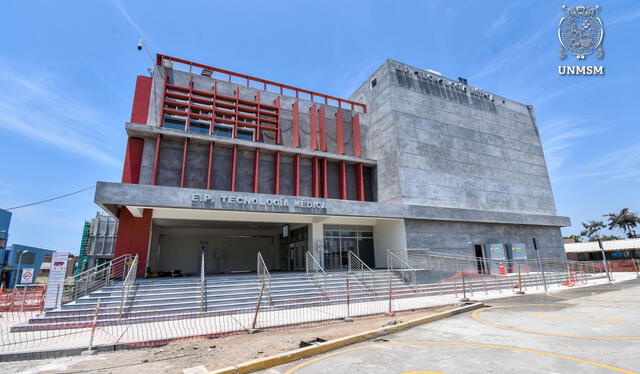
left=1, top=0, right=638, bottom=253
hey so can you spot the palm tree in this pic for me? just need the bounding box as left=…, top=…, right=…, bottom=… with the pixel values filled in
left=604, top=208, right=640, bottom=239
left=580, top=220, right=605, bottom=241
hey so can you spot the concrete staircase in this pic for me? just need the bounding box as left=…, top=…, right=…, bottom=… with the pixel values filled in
left=12, top=270, right=414, bottom=331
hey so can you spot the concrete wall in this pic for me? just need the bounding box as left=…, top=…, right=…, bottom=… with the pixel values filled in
left=351, top=59, right=559, bottom=216
left=134, top=67, right=374, bottom=201
left=404, top=219, right=566, bottom=260
left=373, top=219, right=407, bottom=268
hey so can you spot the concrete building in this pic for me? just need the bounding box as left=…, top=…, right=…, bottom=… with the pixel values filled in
left=94, top=55, right=569, bottom=277
left=0, top=208, right=11, bottom=251
left=1, top=244, right=54, bottom=288
left=565, top=238, right=640, bottom=261
left=75, top=212, right=118, bottom=274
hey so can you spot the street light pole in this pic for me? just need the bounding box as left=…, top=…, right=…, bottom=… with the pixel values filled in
left=15, top=250, right=29, bottom=287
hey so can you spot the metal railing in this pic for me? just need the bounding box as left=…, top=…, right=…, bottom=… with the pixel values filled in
left=118, top=255, right=138, bottom=318
left=257, top=252, right=272, bottom=303
left=305, top=251, right=328, bottom=298
left=54, top=254, right=133, bottom=306
left=157, top=54, right=367, bottom=113
left=347, top=251, right=376, bottom=295
left=200, top=251, right=207, bottom=312
left=386, top=250, right=417, bottom=290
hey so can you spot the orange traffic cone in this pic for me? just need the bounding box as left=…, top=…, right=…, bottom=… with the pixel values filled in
left=499, top=262, right=506, bottom=275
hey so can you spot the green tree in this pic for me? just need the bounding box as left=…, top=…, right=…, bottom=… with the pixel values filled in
left=604, top=208, right=640, bottom=239
left=579, top=220, right=605, bottom=241
left=587, top=234, right=620, bottom=242
left=563, top=234, right=583, bottom=243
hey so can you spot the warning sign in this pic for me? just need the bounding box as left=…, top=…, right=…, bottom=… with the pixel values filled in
left=20, top=268, right=34, bottom=284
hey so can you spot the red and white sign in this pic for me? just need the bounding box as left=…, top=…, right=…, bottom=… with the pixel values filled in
left=20, top=268, right=34, bottom=284
left=44, top=252, right=69, bottom=309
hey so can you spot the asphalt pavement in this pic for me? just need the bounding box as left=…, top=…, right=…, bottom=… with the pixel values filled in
left=262, top=278, right=640, bottom=374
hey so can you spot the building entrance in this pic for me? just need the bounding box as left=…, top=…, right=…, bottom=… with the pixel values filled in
left=323, top=225, right=374, bottom=270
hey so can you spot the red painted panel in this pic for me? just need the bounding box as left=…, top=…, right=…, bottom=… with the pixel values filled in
left=230, top=145, right=237, bottom=191
left=352, top=114, right=362, bottom=158
left=275, top=96, right=281, bottom=145
left=293, top=154, right=300, bottom=196
left=318, top=106, right=326, bottom=151
left=339, top=160, right=347, bottom=200
left=335, top=110, right=344, bottom=155
left=311, top=156, right=319, bottom=198
left=253, top=148, right=260, bottom=193
left=292, top=100, right=300, bottom=148
left=356, top=163, right=365, bottom=201
left=309, top=104, right=317, bottom=151
left=113, top=208, right=152, bottom=277
left=206, top=142, right=214, bottom=189
left=130, top=76, right=152, bottom=125
left=151, top=134, right=161, bottom=185
left=121, top=137, right=144, bottom=184
left=274, top=151, right=281, bottom=194
left=321, top=158, right=328, bottom=198
left=180, top=138, right=188, bottom=188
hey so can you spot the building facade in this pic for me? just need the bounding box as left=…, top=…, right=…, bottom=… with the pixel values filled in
left=1, top=244, right=54, bottom=288
left=75, top=212, right=118, bottom=274
left=0, top=208, right=11, bottom=251
left=95, top=55, right=570, bottom=277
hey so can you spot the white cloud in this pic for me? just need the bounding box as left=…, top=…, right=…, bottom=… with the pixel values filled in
left=109, top=0, right=154, bottom=47
left=555, top=142, right=640, bottom=183
left=0, top=61, right=121, bottom=167
left=539, top=118, right=600, bottom=171
left=483, top=1, right=522, bottom=38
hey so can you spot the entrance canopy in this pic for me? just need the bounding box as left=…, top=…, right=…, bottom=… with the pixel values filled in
left=137, top=207, right=406, bottom=275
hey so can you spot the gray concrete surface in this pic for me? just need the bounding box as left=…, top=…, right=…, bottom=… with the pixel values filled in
left=263, top=279, right=640, bottom=373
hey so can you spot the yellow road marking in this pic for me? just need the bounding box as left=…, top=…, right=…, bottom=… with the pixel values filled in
left=531, top=312, right=622, bottom=324
left=472, top=304, right=640, bottom=340
left=283, top=341, right=637, bottom=374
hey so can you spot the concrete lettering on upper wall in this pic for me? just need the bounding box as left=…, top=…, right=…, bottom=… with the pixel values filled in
left=190, top=193, right=327, bottom=213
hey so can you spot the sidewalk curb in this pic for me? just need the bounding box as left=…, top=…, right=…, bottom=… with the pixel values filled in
left=209, top=302, right=484, bottom=374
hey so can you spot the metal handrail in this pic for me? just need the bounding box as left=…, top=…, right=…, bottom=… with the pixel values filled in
left=347, top=251, right=376, bottom=295
left=118, top=255, right=138, bottom=318
left=56, top=254, right=133, bottom=306
left=200, top=251, right=207, bottom=312
left=386, top=250, right=417, bottom=290
left=257, top=252, right=272, bottom=303
left=305, top=251, right=328, bottom=298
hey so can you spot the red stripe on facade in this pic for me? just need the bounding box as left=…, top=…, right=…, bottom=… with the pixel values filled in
left=130, top=76, right=152, bottom=125
left=230, top=145, right=237, bottom=192
left=151, top=134, right=161, bottom=185
left=335, top=109, right=344, bottom=155
left=319, top=106, right=326, bottom=151
left=206, top=142, right=214, bottom=189
left=255, top=91, right=261, bottom=141
left=292, top=100, right=300, bottom=148
left=352, top=114, right=362, bottom=158
left=253, top=148, right=260, bottom=193
left=356, top=163, right=365, bottom=201
left=274, top=151, right=281, bottom=194
left=309, top=104, right=317, bottom=150
left=294, top=154, right=300, bottom=196
left=275, top=96, right=281, bottom=145
left=121, top=137, right=144, bottom=184
left=339, top=160, right=347, bottom=200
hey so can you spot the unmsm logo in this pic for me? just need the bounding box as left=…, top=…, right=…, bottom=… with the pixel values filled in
left=558, top=66, right=605, bottom=75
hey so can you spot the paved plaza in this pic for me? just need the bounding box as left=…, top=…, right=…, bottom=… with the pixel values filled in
left=264, top=279, right=640, bottom=374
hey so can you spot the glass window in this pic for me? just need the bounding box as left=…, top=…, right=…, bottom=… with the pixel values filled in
left=213, top=125, right=232, bottom=138
left=237, top=128, right=254, bottom=141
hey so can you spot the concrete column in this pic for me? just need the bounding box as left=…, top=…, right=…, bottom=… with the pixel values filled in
left=373, top=219, right=407, bottom=268
left=308, top=222, right=324, bottom=268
